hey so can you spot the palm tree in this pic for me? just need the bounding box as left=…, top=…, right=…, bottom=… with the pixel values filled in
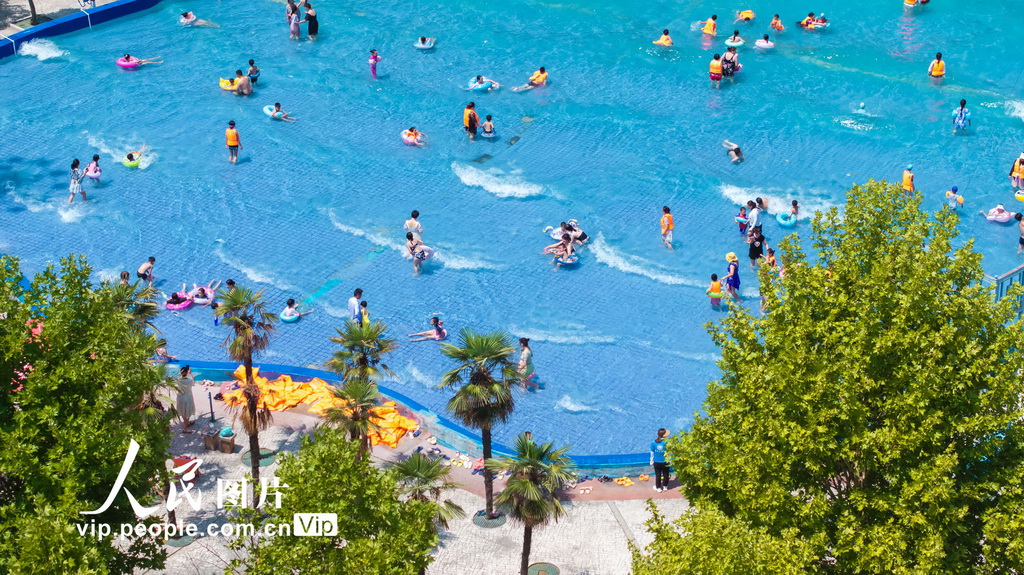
left=436, top=329, right=519, bottom=519
left=488, top=433, right=575, bottom=575
left=393, top=451, right=466, bottom=529
left=110, top=281, right=161, bottom=333
left=323, top=378, right=381, bottom=461
left=326, top=320, right=397, bottom=382
left=215, top=286, right=276, bottom=508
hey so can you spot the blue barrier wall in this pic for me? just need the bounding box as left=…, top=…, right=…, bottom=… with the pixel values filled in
left=171, top=359, right=651, bottom=470
left=0, top=0, right=162, bottom=60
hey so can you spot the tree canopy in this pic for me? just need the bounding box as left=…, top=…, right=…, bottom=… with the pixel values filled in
left=634, top=181, right=1024, bottom=573
left=0, top=255, right=171, bottom=574
left=231, top=427, right=439, bottom=574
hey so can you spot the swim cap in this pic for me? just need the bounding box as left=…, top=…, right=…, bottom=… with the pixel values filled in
left=906, top=164, right=913, bottom=170
left=951, top=186, right=958, bottom=192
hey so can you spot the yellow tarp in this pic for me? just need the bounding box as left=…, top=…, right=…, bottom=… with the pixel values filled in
left=222, top=366, right=418, bottom=448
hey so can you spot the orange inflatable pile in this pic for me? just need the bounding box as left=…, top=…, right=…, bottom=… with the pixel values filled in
left=221, top=366, right=419, bottom=448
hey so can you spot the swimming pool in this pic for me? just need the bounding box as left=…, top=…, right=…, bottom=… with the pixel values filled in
left=2, top=0, right=1023, bottom=455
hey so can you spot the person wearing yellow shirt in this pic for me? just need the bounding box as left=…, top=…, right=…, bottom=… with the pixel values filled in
left=770, top=14, right=784, bottom=30
left=660, top=206, right=674, bottom=249
left=735, top=10, right=754, bottom=23
left=653, top=29, right=672, bottom=46
left=1009, top=153, right=1024, bottom=190
left=700, top=15, right=717, bottom=35
left=514, top=67, right=548, bottom=91
left=709, top=53, right=723, bottom=89
left=928, top=52, right=945, bottom=78
left=902, top=164, right=915, bottom=196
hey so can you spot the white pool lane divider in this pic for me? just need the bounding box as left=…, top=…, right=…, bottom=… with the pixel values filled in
left=300, top=244, right=388, bottom=309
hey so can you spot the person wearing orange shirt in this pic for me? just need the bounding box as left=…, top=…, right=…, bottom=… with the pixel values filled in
left=770, top=14, right=785, bottom=31
left=928, top=52, right=945, bottom=78
left=463, top=102, right=479, bottom=141
left=709, top=53, right=723, bottom=88
left=225, top=120, right=241, bottom=164
left=653, top=29, right=672, bottom=46
left=660, top=206, right=674, bottom=249
left=902, top=164, right=915, bottom=196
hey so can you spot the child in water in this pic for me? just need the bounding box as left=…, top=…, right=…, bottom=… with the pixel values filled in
left=736, top=206, right=748, bottom=236
left=481, top=115, right=495, bottom=136
left=790, top=200, right=799, bottom=218
left=706, top=274, right=723, bottom=310
left=247, top=59, right=260, bottom=85
left=770, top=14, right=784, bottom=30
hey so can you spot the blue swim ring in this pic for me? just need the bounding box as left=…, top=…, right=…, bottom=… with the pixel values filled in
left=556, top=254, right=580, bottom=266
left=280, top=311, right=300, bottom=323
left=467, top=77, right=495, bottom=91
left=776, top=212, right=797, bottom=228
left=263, top=105, right=285, bottom=120
left=724, top=39, right=745, bottom=47
left=481, top=130, right=497, bottom=138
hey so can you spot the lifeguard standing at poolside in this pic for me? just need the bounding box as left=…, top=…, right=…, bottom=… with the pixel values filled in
left=928, top=52, right=945, bottom=78
left=225, top=120, right=241, bottom=164
left=700, top=14, right=717, bottom=35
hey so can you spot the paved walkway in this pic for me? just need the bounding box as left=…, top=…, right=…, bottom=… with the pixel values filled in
left=139, top=379, right=689, bottom=574
left=0, top=0, right=113, bottom=38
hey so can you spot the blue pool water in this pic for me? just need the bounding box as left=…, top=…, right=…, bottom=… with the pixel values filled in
left=2, top=0, right=1024, bottom=454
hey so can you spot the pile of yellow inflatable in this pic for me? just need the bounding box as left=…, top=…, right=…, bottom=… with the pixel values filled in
left=221, top=366, right=419, bottom=448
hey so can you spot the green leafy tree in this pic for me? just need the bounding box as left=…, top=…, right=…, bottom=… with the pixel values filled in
left=324, top=378, right=381, bottom=461
left=0, top=255, right=170, bottom=573
left=437, top=329, right=519, bottom=519
left=488, top=433, right=575, bottom=575
left=230, top=427, right=439, bottom=574
left=109, top=280, right=161, bottom=332
left=393, top=451, right=466, bottom=529
left=326, top=320, right=397, bottom=382
left=639, top=181, right=1024, bottom=573
left=215, top=286, right=276, bottom=507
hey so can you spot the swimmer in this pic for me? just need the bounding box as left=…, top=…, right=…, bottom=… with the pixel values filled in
left=282, top=298, right=313, bottom=320
left=757, top=34, right=774, bottom=48
left=660, top=206, right=674, bottom=249
left=770, top=14, right=785, bottom=31
left=945, top=186, right=964, bottom=211
left=402, top=127, right=426, bottom=146
left=271, top=102, right=296, bottom=121
left=902, top=164, right=915, bottom=196
left=815, top=13, right=828, bottom=25
left=790, top=199, right=799, bottom=217
left=513, top=67, right=547, bottom=91
left=225, top=120, right=242, bottom=164
left=369, top=49, right=382, bottom=79
left=137, top=256, right=156, bottom=286
left=544, top=234, right=575, bottom=265
left=723, top=140, right=744, bottom=163
left=406, top=231, right=427, bottom=274
left=404, top=210, right=423, bottom=240
left=190, top=280, right=221, bottom=302
left=247, top=59, right=261, bottom=85
left=722, top=46, right=741, bottom=78
left=734, top=10, right=755, bottom=23
left=416, top=36, right=436, bottom=48
left=736, top=206, right=748, bottom=236
left=463, top=102, right=479, bottom=140
left=928, top=52, right=945, bottom=78
left=726, top=30, right=745, bottom=44
left=653, top=29, right=673, bottom=46
left=233, top=69, right=253, bottom=95
left=180, top=11, right=219, bottom=27
left=481, top=115, right=496, bottom=137
left=798, top=13, right=815, bottom=28
left=709, top=53, right=723, bottom=88
left=122, top=53, right=162, bottom=66
left=84, top=153, right=102, bottom=183
left=124, top=144, right=145, bottom=165
left=1010, top=153, right=1024, bottom=190
left=466, top=75, right=501, bottom=91
left=408, top=317, right=447, bottom=342
left=980, top=204, right=1011, bottom=219
left=951, top=98, right=970, bottom=135
left=700, top=14, right=718, bottom=35
left=566, top=221, right=589, bottom=244
left=854, top=102, right=867, bottom=114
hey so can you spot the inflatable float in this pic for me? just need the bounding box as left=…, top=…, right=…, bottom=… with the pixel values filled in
left=191, top=287, right=215, bottom=306
left=724, top=39, right=745, bottom=47
left=415, top=246, right=435, bottom=260
left=279, top=311, right=300, bottom=323
left=776, top=213, right=797, bottom=228
left=401, top=130, right=422, bottom=145
left=1016, top=190, right=1024, bottom=202
left=754, top=39, right=774, bottom=49
left=467, top=77, right=496, bottom=91
left=165, top=292, right=193, bottom=311
left=121, top=157, right=141, bottom=168
left=985, top=209, right=1015, bottom=223
left=263, top=105, right=285, bottom=120
left=414, top=39, right=435, bottom=49
left=556, top=254, right=580, bottom=266
left=116, top=57, right=139, bottom=68
left=480, top=130, right=497, bottom=139
left=84, top=165, right=101, bottom=180
left=219, top=78, right=237, bottom=91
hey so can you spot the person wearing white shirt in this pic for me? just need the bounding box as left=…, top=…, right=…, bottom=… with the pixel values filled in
left=347, top=288, right=363, bottom=323
left=404, top=210, right=423, bottom=240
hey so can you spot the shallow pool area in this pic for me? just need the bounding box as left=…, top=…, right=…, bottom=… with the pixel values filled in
left=2, top=0, right=1024, bottom=455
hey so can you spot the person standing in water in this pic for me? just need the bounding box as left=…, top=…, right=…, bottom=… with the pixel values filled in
left=902, top=164, right=915, bottom=196
left=137, top=256, right=156, bottom=286
left=518, top=338, right=538, bottom=391
left=1010, top=153, right=1024, bottom=190
left=369, top=49, right=381, bottom=79
left=700, top=14, right=717, bottom=35
left=709, top=53, right=723, bottom=89
left=347, top=288, right=362, bottom=323
left=68, top=159, right=86, bottom=203
left=233, top=70, right=252, bottom=95
left=299, top=2, right=318, bottom=40
left=928, top=52, right=945, bottom=78
left=660, top=206, right=674, bottom=249
left=723, top=252, right=741, bottom=300
left=653, top=29, right=672, bottom=46
left=288, top=7, right=301, bottom=40
left=404, top=210, right=423, bottom=240
left=952, top=99, right=971, bottom=135
left=247, top=59, right=260, bottom=85
left=226, top=121, right=242, bottom=163
left=650, top=428, right=670, bottom=492
left=463, top=102, right=479, bottom=140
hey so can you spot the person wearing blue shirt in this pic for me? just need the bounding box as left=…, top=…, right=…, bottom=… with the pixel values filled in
left=650, top=428, right=670, bottom=492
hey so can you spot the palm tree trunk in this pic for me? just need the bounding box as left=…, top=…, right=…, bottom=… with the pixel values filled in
left=244, top=355, right=261, bottom=508
left=482, top=424, right=494, bottom=518
left=27, top=0, right=38, bottom=25
left=520, top=524, right=533, bottom=575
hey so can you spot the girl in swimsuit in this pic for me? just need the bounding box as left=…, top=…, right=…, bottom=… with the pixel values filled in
left=409, top=317, right=447, bottom=342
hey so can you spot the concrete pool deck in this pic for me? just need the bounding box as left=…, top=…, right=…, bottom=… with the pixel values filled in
left=0, top=0, right=113, bottom=36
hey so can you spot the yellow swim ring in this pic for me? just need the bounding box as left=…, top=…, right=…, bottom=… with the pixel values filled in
left=219, top=78, right=237, bottom=91
left=1015, top=190, right=1024, bottom=202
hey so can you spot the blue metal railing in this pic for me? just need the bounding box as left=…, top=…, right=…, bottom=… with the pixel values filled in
left=985, top=261, right=1024, bottom=314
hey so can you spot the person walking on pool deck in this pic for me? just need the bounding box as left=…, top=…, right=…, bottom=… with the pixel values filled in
left=137, top=256, right=156, bottom=286
left=463, top=102, right=479, bottom=140
left=225, top=121, right=242, bottom=163
left=928, top=52, right=945, bottom=78
left=68, top=159, right=86, bottom=203
left=404, top=210, right=423, bottom=240
left=650, top=428, right=670, bottom=492
left=660, top=206, right=674, bottom=249
left=902, top=164, right=915, bottom=196
left=518, top=338, right=538, bottom=391
left=347, top=288, right=363, bottom=323
left=369, top=49, right=381, bottom=79
left=176, top=365, right=197, bottom=433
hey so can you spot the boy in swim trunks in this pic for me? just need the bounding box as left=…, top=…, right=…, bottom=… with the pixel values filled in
left=482, top=115, right=495, bottom=136
left=137, top=256, right=156, bottom=286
